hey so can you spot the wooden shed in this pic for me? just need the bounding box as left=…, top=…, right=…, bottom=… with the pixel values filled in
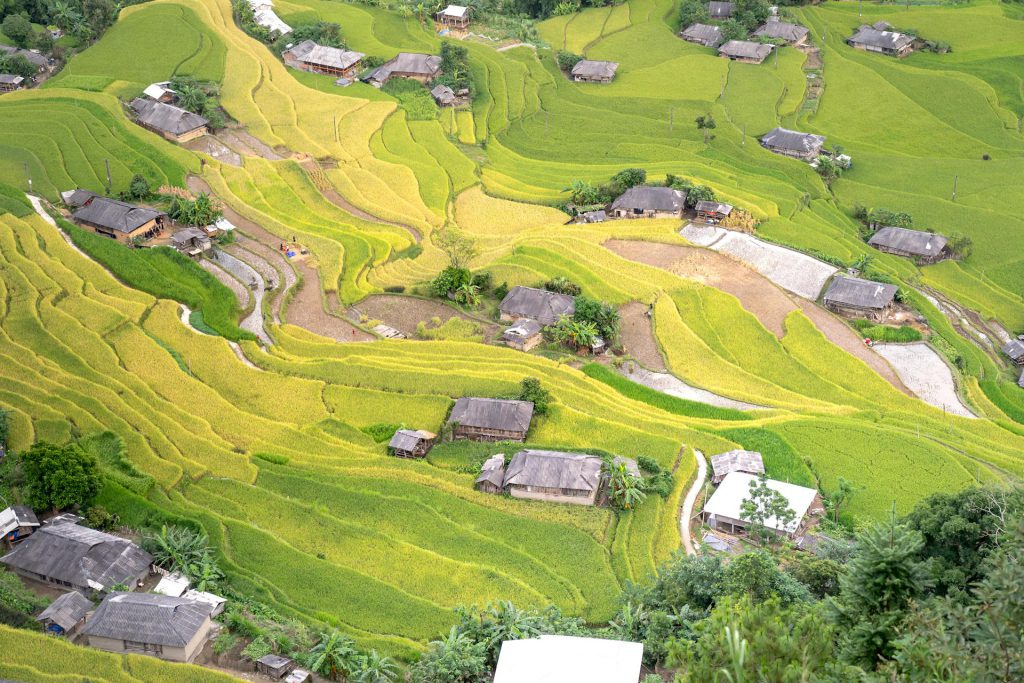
left=694, top=200, right=733, bottom=224
left=256, top=653, right=295, bottom=679
left=822, top=275, right=898, bottom=322
left=447, top=397, right=534, bottom=442
left=36, top=590, right=92, bottom=637
left=436, top=4, right=471, bottom=29
left=1, top=505, right=39, bottom=544
left=1002, top=338, right=1024, bottom=366
left=0, top=74, right=25, bottom=93
left=388, top=429, right=436, bottom=458
left=475, top=454, right=507, bottom=494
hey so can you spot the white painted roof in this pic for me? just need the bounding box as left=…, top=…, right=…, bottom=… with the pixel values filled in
left=214, top=218, right=236, bottom=231
left=153, top=572, right=191, bottom=597
left=703, top=471, right=818, bottom=533
left=441, top=4, right=468, bottom=17
left=143, top=82, right=174, bottom=100
left=493, top=635, right=643, bottom=683
left=0, top=507, right=40, bottom=536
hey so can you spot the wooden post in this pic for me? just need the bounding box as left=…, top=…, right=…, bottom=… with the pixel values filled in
left=105, top=158, right=112, bottom=195
left=951, top=175, right=958, bottom=202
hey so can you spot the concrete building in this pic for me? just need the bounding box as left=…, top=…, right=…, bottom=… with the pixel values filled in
left=82, top=592, right=214, bottom=663
left=702, top=471, right=822, bottom=538
left=494, top=635, right=643, bottom=683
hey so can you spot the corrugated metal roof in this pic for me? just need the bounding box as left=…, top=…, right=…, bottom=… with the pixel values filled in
left=73, top=197, right=164, bottom=233
left=760, top=127, right=826, bottom=154
left=61, top=189, right=99, bottom=208
left=610, top=186, right=688, bottom=213
left=867, top=226, right=948, bottom=258
left=431, top=84, right=456, bottom=104
left=680, top=23, right=724, bottom=47
left=694, top=200, right=733, bottom=215
left=707, top=1, right=734, bottom=18
left=440, top=4, right=468, bottom=17
left=710, top=449, right=764, bottom=480
left=388, top=429, right=434, bottom=451
left=0, top=506, right=39, bottom=536
left=476, top=454, right=507, bottom=488
left=83, top=592, right=212, bottom=647
left=504, top=450, right=603, bottom=492
left=500, top=286, right=575, bottom=325
left=448, top=397, right=534, bottom=433
left=703, top=471, right=818, bottom=533
left=1002, top=339, right=1024, bottom=361
left=494, top=635, right=643, bottom=683
left=848, top=25, right=914, bottom=51
left=37, top=591, right=92, bottom=631
left=503, top=319, right=543, bottom=341
left=130, top=98, right=208, bottom=136
left=823, top=276, right=898, bottom=310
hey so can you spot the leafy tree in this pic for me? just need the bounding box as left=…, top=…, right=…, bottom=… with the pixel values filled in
left=409, top=626, right=489, bottom=683
left=126, top=174, right=151, bottom=200
left=564, top=179, right=600, bottom=205
left=516, top=377, right=551, bottom=416
left=2, top=14, right=33, bottom=47
left=946, top=232, right=973, bottom=260
left=543, top=276, right=581, bottom=296
left=678, top=0, right=709, bottom=27
left=438, top=40, right=470, bottom=90
left=815, top=155, right=843, bottom=189
left=352, top=650, right=398, bottom=683
left=863, top=207, right=913, bottom=229
left=453, top=282, right=481, bottom=307
left=435, top=228, right=478, bottom=269
left=289, top=21, right=344, bottom=48
left=21, top=441, right=101, bottom=513
left=720, top=551, right=810, bottom=604
left=0, top=407, right=9, bottom=450
left=785, top=554, right=843, bottom=599
left=695, top=113, right=716, bottom=144
left=549, top=315, right=598, bottom=352
left=734, top=0, right=771, bottom=31
left=51, top=1, right=82, bottom=31
left=828, top=476, right=859, bottom=524
left=602, top=456, right=646, bottom=510
left=0, top=53, right=35, bottom=79
left=144, top=525, right=210, bottom=573
left=831, top=514, right=931, bottom=669
left=573, top=295, right=620, bottom=344
left=309, top=630, right=361, bottom=681
left=739, top=473, right=796, bottom=546
left=555, top=50, right=583, bottom=72
left=168, top=193, right=222, bottom=227
left=173, top=79, right=208, bottom=115
left=685, top=184, right=715, bottom=208
left=719, top=18, right=747, bottom=41
left=610, top=168, right=646, bottom=190
left=429, top=266, right=471, bottom=298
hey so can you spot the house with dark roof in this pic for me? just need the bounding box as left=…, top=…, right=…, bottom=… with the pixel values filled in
left=431, top=84, right=456, bottom=106
left=502, top=318, right=544, bottom=352
left=610, top=186, right=688, bottom=219
left=719, top=40, right=774, bottom=64
left=578, top=209, right=607, bottom=223
left=388, top=429, right=436, bottom=458
left=760, top=126, right=826, bottom=161
left=61, top=188, right=99, bottom=208
left=82, top=592, right=214, bottom=663
left=0, top=74, right=24, bottom=93
left=499, top=450, right=640, bottom=505
left=169, top=227, right=213, bottom=259
left=753, top=19, right=810, bottom=45
left=436, top=4, right=471, bottom=29
left=72, top=196, right=166, bottom=244
left=475, top=454, right=507, bottom=494
left=847, top=24, right=914, bottom=57
left=365, top=53, right=442, bottom=87
left=570, top=60, right=619, bottom=84
left=868, top=227, right=949, bottom=264
left=0, top=45, right=50, bottom=72
left=1002, top=338, right=1024, bottom=366
left=499, top=286, right=575, bottom=326
left=1, top=506, right=39, bottom=544
left=257, top=654, right=297, bottom=679
left=680, top=23, right=725, bottom=49
left=707, top=1, right=734, bottom=19
left=37, top=591, right=92, bottom=637
left=0, top=519, right=151, bottom=594
left=709, top=449, right=764, bottom=484
left=822, top=275, right=898, bottom=322
left=282, top=40, right=365, bottom=78
left=447, top=397, right=534, bottom=442
left=129, top=98, right=208, bottom=143
left=694, top=200, right=733, bottom=223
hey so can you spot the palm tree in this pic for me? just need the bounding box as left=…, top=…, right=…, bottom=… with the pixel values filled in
left=567, top=319, right=598, bottom=352
left=352, top=650, right=398, bottom=683
left=145, top=525, right=208, bottom=573
left=188, top=555, right=224, bottom=592
left=480, top=601, right=542, bottom=658
left=175, top=82, right=207, bottom=115
left=602, top=459, right=647, bottom=510
left=454, top=282, right=481, bottom=307
left=309, top=630, right=360, bottom=681
left=563, top=179, right=598, bottom=205
left=51, top=1, right=80, bottom=31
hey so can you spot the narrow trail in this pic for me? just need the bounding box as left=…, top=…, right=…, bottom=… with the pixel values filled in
left=214, top=249, right=272, bottom=346
left=680, top=449, right=707, bottom=556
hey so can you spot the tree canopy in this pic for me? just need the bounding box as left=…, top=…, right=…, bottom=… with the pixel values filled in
left=20, top=440, right=101, bottom=512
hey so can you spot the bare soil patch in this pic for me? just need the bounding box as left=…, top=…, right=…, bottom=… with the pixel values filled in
left=289, top=262, right=375, bottom=341
left=873, top=343, right=975, bottom=417
left=350, top=294, right=500, bottom=341
left=217, top=126, right=284, bottom=160
left=619, top=301, right=666, bottom=371
left=184, top=136, right=242, bottom=166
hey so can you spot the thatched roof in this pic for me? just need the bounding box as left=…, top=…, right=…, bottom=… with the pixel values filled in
left=83, top=593, right=212, bottom=647
left=760, top=127, right=826, bottom=154
left=680, top=23, right=724, bottom=47
left=388, top=429, right=435, bottom=451
left=288, top=40, right=364, bottom=70
left=37, top=591, right=92, bottom=631
left=73, top=197, right=164, bottom=234
left=448, top=397, right=534, bottom=433
left=868, top=227, right=947, bottom=258
left=694, top=200, right=733, bottom=215
left=710, top=449, right=764, bottom=481
left=611, top=186, right=687, bottom=213
left=476, top=454, right=507, bottom=488
left=753, top=20, right=809, bottom=43
left=719, top=40, right=774, bottom=61
left=500, top=286, right=575, bottom=325
left=707, top=1, right=734, bottom=18
left=848, top=25, right=913, bottom=51
left=0, top=521, right=152, bottom=591
left=823, top=276, right=898, bottom=310
left=571, top=60, right=619, bottom=79
left=130, top=98, right=208, bottom=136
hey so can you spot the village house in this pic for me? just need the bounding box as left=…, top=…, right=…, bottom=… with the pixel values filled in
left=282, top=40, right=365, bottom=78
left=702, top=471, right=823, bottom=538
left=72, top=196, right=166, bottom=244
left=822, top=275, right=899, bottom=322
left=169, top=227, right=214, bottom=259
left=1002, top=337, right=1024, bottom=366
left=867, top=226, right=949, bottom=264
left=570, top=60, right=619, bottom=84
left=499, top=285, right=575, bottom=326
left=500, top=450, right=639, bottom=506
left=257, top=654, right=297, bottom=679
left=61, top=188, right=99, bottom=209
left=37, top=590, right=92, bottom=637
left=247, top=0, right=292, bottom=36
left=680, top=23, right=725, bottom=49
left=365, top=53, right=442, bottom=87
left=431, top=83, right=456, bottom=106
left=0, top=45, right=50, bottom=73
left=143, top=81, right=176, bottom=103
left=0, top=505, right=39, bottom=544
left=718, top=40, right=774, bottom=64
left=0, top=74, right=25, bottom=93
left=707, top=1, right=734, bottom=19
left=81, top=592, right=215, bottom=663
left=475, top=454, right=507, bottom=494
left=709, top=449, right=764, bottom=484
left=694, top=200, right=733, bottom=223
left=760, top=126, right=826, bottom=161
left=0, top=518, right=152, bottom=594
left=847, top=23, right=914, bottom=58
left=447, top=397, right=534, bottom=442
left=610, top=186, right=688, bottom=219
left=388, top=428, right=436, bottom=458
left=502, top=318, right=544, bottom=352
left=494, top=635, right=643, bottom=683
left=436, top=4, right=471, bottom=29
left=753, top=19, right=810, bottom=46
left=130, top=98, right=209, bottom=143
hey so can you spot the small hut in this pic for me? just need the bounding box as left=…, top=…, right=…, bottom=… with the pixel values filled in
left=1, top=506, right=39, bottom=544
left=822, top=276, right=898, bottom=322
left=1002, top=338, right=1024, bottom=366
left=502, top=319, right=543, bottom=352
left=694, top=201, right=733, bottom=224
left=256, top=653, right=295, bottom=679
left=0, top=74, right=25, bottom=93
left=170, top=227, right=213, bottom=259
left=388, top=429, right=437, bottom=458
left=431, top=84, right=457, bottom=106
left=707, top=1, right=734, bottom=19
left=436, top=4, right=471, bottom=29
left=570, top=60, right=619, bottom=84
left=476, top=454, right=507, bottom=494
left=36, top=591, right=92, bottom=637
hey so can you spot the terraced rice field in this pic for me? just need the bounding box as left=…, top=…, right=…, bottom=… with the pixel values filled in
left=1, top=0, right=1023, bottom=657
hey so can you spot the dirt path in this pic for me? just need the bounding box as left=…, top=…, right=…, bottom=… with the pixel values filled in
left=350, top=294, right=500, bottom=341
left=680, top=449, right=707, bottom=555
left=618, top=301, right=666, bottom=370
left=873, top=343, right=976, bottom=418
left=214, top=249, right=271, bottom=345
left=216, top=126, right=284, bottom=161
left=607, top=240, right=794, bottom=338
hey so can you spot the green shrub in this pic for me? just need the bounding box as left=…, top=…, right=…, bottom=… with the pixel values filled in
left=360, top=423, right=402, bottom=443
left=851, top=320, right=923, bottom=343
left=254, top=453, right=290, bottom=465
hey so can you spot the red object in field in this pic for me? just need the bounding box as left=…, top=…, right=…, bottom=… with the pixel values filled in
left=863, top=337, right=872, bottom=346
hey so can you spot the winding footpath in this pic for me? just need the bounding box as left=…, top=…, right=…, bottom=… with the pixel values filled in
left=679, top=449, right=707, bottom=555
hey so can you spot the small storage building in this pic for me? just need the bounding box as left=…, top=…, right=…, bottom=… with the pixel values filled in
left=718, top=40, right=774, bottom=64
left=499, top=286, right=575, bottom=326
left=436, top=4, right=471, bottom=29
left=502, top=319, right=543, bottom=352
left=73, top=196, right=166, bottom=244
left=867, top=226, right=948, bottom=264
left=694, top=200, right=733, bottom=223
left=760, top=126, right=826, bottom=161
left=847, top=24, right=914, bottom=58
left=707, top=1, right=734, bottom=19
left=570, top=60, right=619, bottom=84
left=610, top=186, right=688, bottom=219
left=680, top=23, right=725, bottom=49
left=702, top=471, right=822, bottom=538
left=257, top=654, right=295, bottom=679
left=247, top=0, right=292, bottom=35
left=494, top=635, right=643, bottom=683
left=153, top=571, right=190, bottom=598
left=752, top=19, right=810, bottom=46
left=388, top=429, right=436, bottom=458
left=61, top=188, right=99, bottom=209
left=1002, top=338, right=1024, bottom=366
left=37, top=590, right=92, bottom=637
left=447, top=397, right=534, bottom=442
left=1, top=505, right=39, bottom=544
left=475, top=454, right=507, bottom=494
left=0, top=74, right=25, bottom=93
left=577, top=209, right=607, bottom=223
left=170, top=227, right=213, bottom=259
left=142, top=82, right=175, bottom=103
left=430, top=83, right=456, bottom=106
left=709, top=449, right=764, bottom=484
left=130, top=98, right=208, bottom=143
left=82, top=592, right=215, bottom=663
left=365, top=53, right=442, bottom=87
left=822, top=275, right=898, bottom=322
